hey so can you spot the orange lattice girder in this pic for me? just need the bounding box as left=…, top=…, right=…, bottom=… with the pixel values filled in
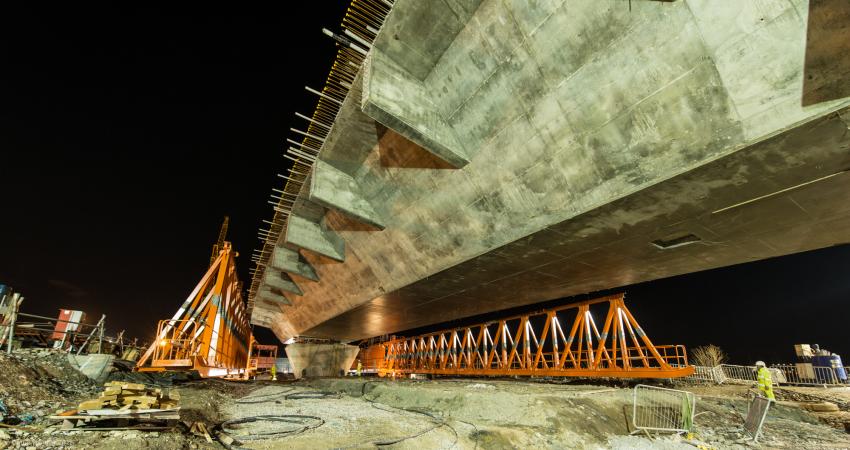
left=376, top=293, right=694, bottom=379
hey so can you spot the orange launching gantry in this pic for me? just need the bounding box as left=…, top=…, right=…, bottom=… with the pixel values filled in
left=136, top=240, right=251, bottom=378
left=376, top=293, right=694, bottom=379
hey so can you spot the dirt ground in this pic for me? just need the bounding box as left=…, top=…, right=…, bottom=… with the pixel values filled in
left=3, top=362, right=850, bottom=449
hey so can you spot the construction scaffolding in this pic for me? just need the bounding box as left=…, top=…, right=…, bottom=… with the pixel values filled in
left=0, top=288, right=122, bottom=355
left=136, top=242, right=251, bottom=378
left=245, top=336, right=279, bottom=379
left=376, top=293, right=694, bottom=378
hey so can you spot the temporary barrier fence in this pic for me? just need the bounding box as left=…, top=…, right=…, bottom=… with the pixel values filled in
left=631, top=384, right=695, bottom=434
left=681, top=364, right=847, bottom=387
left=682, top=365, right=726, bottom=384
left=770, top=363, right=848, bottom=386
left=720, top=364, right=759, bottom=384
left=744, top=396, right=773, bottom=443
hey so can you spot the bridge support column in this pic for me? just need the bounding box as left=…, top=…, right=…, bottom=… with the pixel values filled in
left=286, top=343, right=359, bottom=379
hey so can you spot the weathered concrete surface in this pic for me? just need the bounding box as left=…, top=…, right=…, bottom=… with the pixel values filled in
left=285, top=214, right=345, bottom=262
left=362, top=50, right=471, bottom=167
left=285, top=343, right=359, bottom=379
left=67, top=354, right=114, bottom=383
left=252, top=0, right=850, bottom=342
left=309, top=110, right=850, bottom=338
left=309, top=160, right=385, bottom=229
left=260, top=271, right=302, bottom=296
left=270, top=245, right=319, bottom=282
left=802, top=0, right=850, bottom=105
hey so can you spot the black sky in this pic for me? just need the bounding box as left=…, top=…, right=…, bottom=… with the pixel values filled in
left=0, top=4, right=346, bottom=345
left=1, top=5, right=848, bottom=365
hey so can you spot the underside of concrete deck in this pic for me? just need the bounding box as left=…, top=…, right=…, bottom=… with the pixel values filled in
left=250, top=0, right=850, bottom=343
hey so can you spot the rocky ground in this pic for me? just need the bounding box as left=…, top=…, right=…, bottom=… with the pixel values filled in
left=2, top=350, right=849, bottom=449
left=0, top=349, right=99, bottom=424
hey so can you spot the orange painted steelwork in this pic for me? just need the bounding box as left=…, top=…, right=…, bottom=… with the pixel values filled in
left=378, top=293, right=694, bottom=378
left=245, top=335, right=279, bottom=377
left=136, top=242, right=251, bottom=378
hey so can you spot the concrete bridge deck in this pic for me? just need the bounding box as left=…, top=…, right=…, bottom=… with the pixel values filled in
left=250, top=0, right=850, bottom=343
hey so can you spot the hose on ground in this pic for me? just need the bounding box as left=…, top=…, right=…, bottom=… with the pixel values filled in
left=285, top=390, right=340, bottom=400
left=355, top=380, right=464, bottom=448
left=234, top=387, right=295, bottom=404
left=220, top=414, right=324, bottom=441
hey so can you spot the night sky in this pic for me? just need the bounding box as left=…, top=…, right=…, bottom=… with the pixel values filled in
left=1, top=5, right=848, bottom=365
left=0, top=4, right=345, bottom=346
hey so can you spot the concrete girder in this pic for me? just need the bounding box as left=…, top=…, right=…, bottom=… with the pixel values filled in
left=271, top=245, right=320, bottom=282
left=362, top=50, right=470, bottom=168
left=309, top=159, right=386, bottom=229
left=261, top=271, right=302, bottom=297
left=251, top=0, right=850, bottom=343
left=285, top=214, right=346, bottom=262
left=373, top=0, right=482, bottom=80
left=255, top=291, right=290, bottom=306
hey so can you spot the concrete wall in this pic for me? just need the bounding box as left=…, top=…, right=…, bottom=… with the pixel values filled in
left=253, top=0, right=850, bottom=341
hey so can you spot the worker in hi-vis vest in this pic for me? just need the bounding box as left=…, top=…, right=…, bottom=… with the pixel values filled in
left=755, top=361, right=775, bottom=400
left=270, top=363, right=277, bottom=381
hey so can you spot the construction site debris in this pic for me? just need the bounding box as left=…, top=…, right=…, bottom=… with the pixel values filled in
left=0, top=349, right=98, bottom=421
left=74, top=381, right=181, bottom=412
left=0, top=369, right=848, bottom=449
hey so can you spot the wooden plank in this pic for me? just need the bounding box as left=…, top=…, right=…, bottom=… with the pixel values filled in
left=103, top=386, right=122, bottom=396
left=70, top=426, right=172, bottom=432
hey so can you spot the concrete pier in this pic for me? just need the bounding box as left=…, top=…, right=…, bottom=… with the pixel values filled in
left=285, top=343, right=359, bottom=379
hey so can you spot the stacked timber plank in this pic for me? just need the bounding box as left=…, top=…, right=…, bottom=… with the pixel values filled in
left=49, top=382, right=181, bottom=430
left=77, top=381, right=180, bottom=411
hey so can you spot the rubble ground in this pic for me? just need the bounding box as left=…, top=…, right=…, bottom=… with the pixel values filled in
left=2, top=351, right=849, bottom=449
left=0, top=349, right=99, bottom=420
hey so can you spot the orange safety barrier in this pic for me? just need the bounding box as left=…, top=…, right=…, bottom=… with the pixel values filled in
left=136, top=242, right=251, bottom=378
left=377, top=293, right=694, bottom=378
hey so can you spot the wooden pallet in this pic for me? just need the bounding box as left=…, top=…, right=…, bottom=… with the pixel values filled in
left=48, top=408, right=180, bottom=431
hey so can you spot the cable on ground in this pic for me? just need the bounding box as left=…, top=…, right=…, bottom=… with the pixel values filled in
left=285, top=390, right=341, bottom=400
left=220, top=414, right=324, bottom=441
left=234, top=387, right=295, bottom=404
left=354, top=380, right=464, bottom=448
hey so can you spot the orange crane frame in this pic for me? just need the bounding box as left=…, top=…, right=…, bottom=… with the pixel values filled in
left=136, top=242, right=251, bottom=378
left=377, top=293, right=694, bottom=378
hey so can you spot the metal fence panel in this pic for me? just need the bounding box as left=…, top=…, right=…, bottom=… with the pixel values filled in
left=771, top=364, right=848, bottom=386
left=682, top=365, right=726, bottom=384
left=744, top=396, right=772, bottom=442
left=721, top=364, right=759, bottom=384
left=632, top=384, right=696, bottom=434
left=685, top=363, right=847, bottom=388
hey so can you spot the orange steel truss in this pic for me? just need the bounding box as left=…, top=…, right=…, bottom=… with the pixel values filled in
left=136, top=242, right=251, bottom=378
left=378, top=294, right=694, bottom=378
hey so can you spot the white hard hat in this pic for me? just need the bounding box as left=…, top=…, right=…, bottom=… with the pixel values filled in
left=755, top=361, right=766, bottom=367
